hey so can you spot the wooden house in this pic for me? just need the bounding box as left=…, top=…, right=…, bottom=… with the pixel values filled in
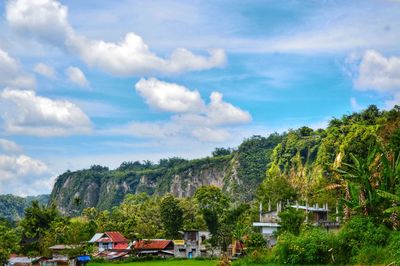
left=133, top=240, right=174, bottom=258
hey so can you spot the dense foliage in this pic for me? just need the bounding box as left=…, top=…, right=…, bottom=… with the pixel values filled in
left=0, top=194, right=49, bottom=221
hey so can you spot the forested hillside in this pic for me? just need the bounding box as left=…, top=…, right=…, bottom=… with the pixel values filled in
left=0, top=194, right=49, bottom=221
left=49, top=105, right=400, bottom=216
left=49, top=134, right=281, bottom=215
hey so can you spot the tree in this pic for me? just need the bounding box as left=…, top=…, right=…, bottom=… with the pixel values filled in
left=335, top=150, right=380, bottom=217
left=212, top=148, right=232, bottom=157
left=19, top=201, right=60, bottom=255
left=160, top=194, right=183, bottom=239
left=0, top=221, right=19, bottom=264
left=195, top=186, right=229, bottom=247
left=278, top=208, right=304, bottom=236
left=257, top=165, right=298, bottom=206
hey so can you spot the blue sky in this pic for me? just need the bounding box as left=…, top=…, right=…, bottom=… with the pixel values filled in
left=0, top=0, right=400, bottom=196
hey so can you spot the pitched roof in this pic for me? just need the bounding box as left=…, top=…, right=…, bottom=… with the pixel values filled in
left=89, top=233, right=104, bottom=243
left=134, top=240, right=173, bottom=250
left=105, top=232, right=128, bottom=243
left=92, top=232, right=128, bottom=243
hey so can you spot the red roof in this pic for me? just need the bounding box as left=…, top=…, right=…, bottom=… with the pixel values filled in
left=104, top=232, right=128, bottom=243
left=134, top=240, right=172, bottom=250
left=114, top=243, right=129, bottom=250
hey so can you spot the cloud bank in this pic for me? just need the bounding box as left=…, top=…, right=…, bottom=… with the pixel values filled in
left=6, top=0, right=226, bottom=76
left=0, top=88, right=92, bottom=136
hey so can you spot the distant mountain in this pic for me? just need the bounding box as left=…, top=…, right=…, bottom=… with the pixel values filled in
left=0, top=194, right=50, bottom=221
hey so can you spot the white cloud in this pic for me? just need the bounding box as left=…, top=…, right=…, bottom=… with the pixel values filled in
left=191, top=127, right=231, bottom=142
left=0, top=88, right=92, bottom=136
left=135, top=78, right=251, bottom=126
left=34, top=63, right=55, bottom=78
left=6, top=0, right=226, bottom=76
left=207, top=92, right=252, bottom=126
left=6, top=0, right=72, bottom=45
left=0, top=154, right=54, bottom=196
left=69, top=33, right=226, bottom=75
left=0, top=138, right=22, bottom=153
left=0, top=48, right=36, bottom=89
left=354, top=50, right=400, bottom=92
left=65, top=66, right=89, bottom=87
left=111, top=78, right=252, bottom=142
left=349, top=50, right=400, bottom=108
left=135, top=78, right=205, bottom=112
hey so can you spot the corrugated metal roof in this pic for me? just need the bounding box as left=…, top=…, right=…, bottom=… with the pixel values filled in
left=134, top=240, right=172, bottom=250
left=89, top=233, right=104, bottom=243
left=113, top=243, right=129, bottom=250
left=96, top=237, right=112, bottom=243
left=105, top=232, right=128, bottom=243
left=8, top=257, right=42, bottom=264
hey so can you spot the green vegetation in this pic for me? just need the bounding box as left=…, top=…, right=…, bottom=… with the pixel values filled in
left=2, top=105, right=400, bottom=265
left=89, top=259, right=218, bottom=266
left=0, top=194, right=49, bottom=221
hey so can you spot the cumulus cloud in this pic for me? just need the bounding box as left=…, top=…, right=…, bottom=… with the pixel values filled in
left=6, top=0, right=226, bottom=76
left=0, top=154, right=54, bottom=196
left=350, top=50, right=400, bottom=107
left=0, top=138, right=22, bottom=153
left=135, top=78, right=251, bottom=125
left=206, top=92, right=252, bottom=126
left=6, top=0, right=71, bottom=45
left=135, top=78, right=205, bottom=112
left=65, top=66, right=89, bottom=87
left=0, top=137, right=54, bottom=196
left=110, top=78, right=251, bottom=142
left=0, top=88, right=92, bottom=136
left=34, top=63, right=55, bottom=78
left=354, top=50, right=400, bottom=92
left=0, top=48, right=36, bottom=89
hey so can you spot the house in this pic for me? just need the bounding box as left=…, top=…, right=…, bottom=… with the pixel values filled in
left=7, top=255, right=44, bottom=266
left=89, top=232, right=131, bottom=260
left=88, top=232, right=130, bottom=252
left=41, top=256, right=70, bottom=266
left=253, top=202, right=282, bottom=246
left=174, top=230, right=212, bottom=258
left=133, top=239, right=174, bottom=258
left=290, top=203, right=340, bottom=230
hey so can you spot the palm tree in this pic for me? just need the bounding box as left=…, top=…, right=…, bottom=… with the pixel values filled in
left=334, top=149, right=379, bottom=216
left=376, top=190, right=400, bottom=230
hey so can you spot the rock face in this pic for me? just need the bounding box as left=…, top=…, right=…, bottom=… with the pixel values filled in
left=49, top=135, right=278, bottom=215
left=49, top=155, right=242, bottom=215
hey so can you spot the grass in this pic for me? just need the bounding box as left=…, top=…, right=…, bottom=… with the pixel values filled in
left=89, top=259, right=218, bottom=266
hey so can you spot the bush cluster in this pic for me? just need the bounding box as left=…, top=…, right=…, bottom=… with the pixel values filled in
left=234, top=216, right=400, bottom=265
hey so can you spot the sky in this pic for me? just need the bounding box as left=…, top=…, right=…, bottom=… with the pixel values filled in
left=1, top=0, right=400, bottom=196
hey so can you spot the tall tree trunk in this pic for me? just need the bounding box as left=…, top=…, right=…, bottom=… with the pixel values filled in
left=359, top=188, right=368, bottom=216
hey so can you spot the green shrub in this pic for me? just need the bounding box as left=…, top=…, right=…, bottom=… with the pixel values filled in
left=335, top=216, right=390, bottom=263
left=232, top=249, right=274, bottom=265
left=352, top=245, right=388, bottom=265
left=274, top=227, right=334, bottom=264
left=387, top=231, right=400, bottom=265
